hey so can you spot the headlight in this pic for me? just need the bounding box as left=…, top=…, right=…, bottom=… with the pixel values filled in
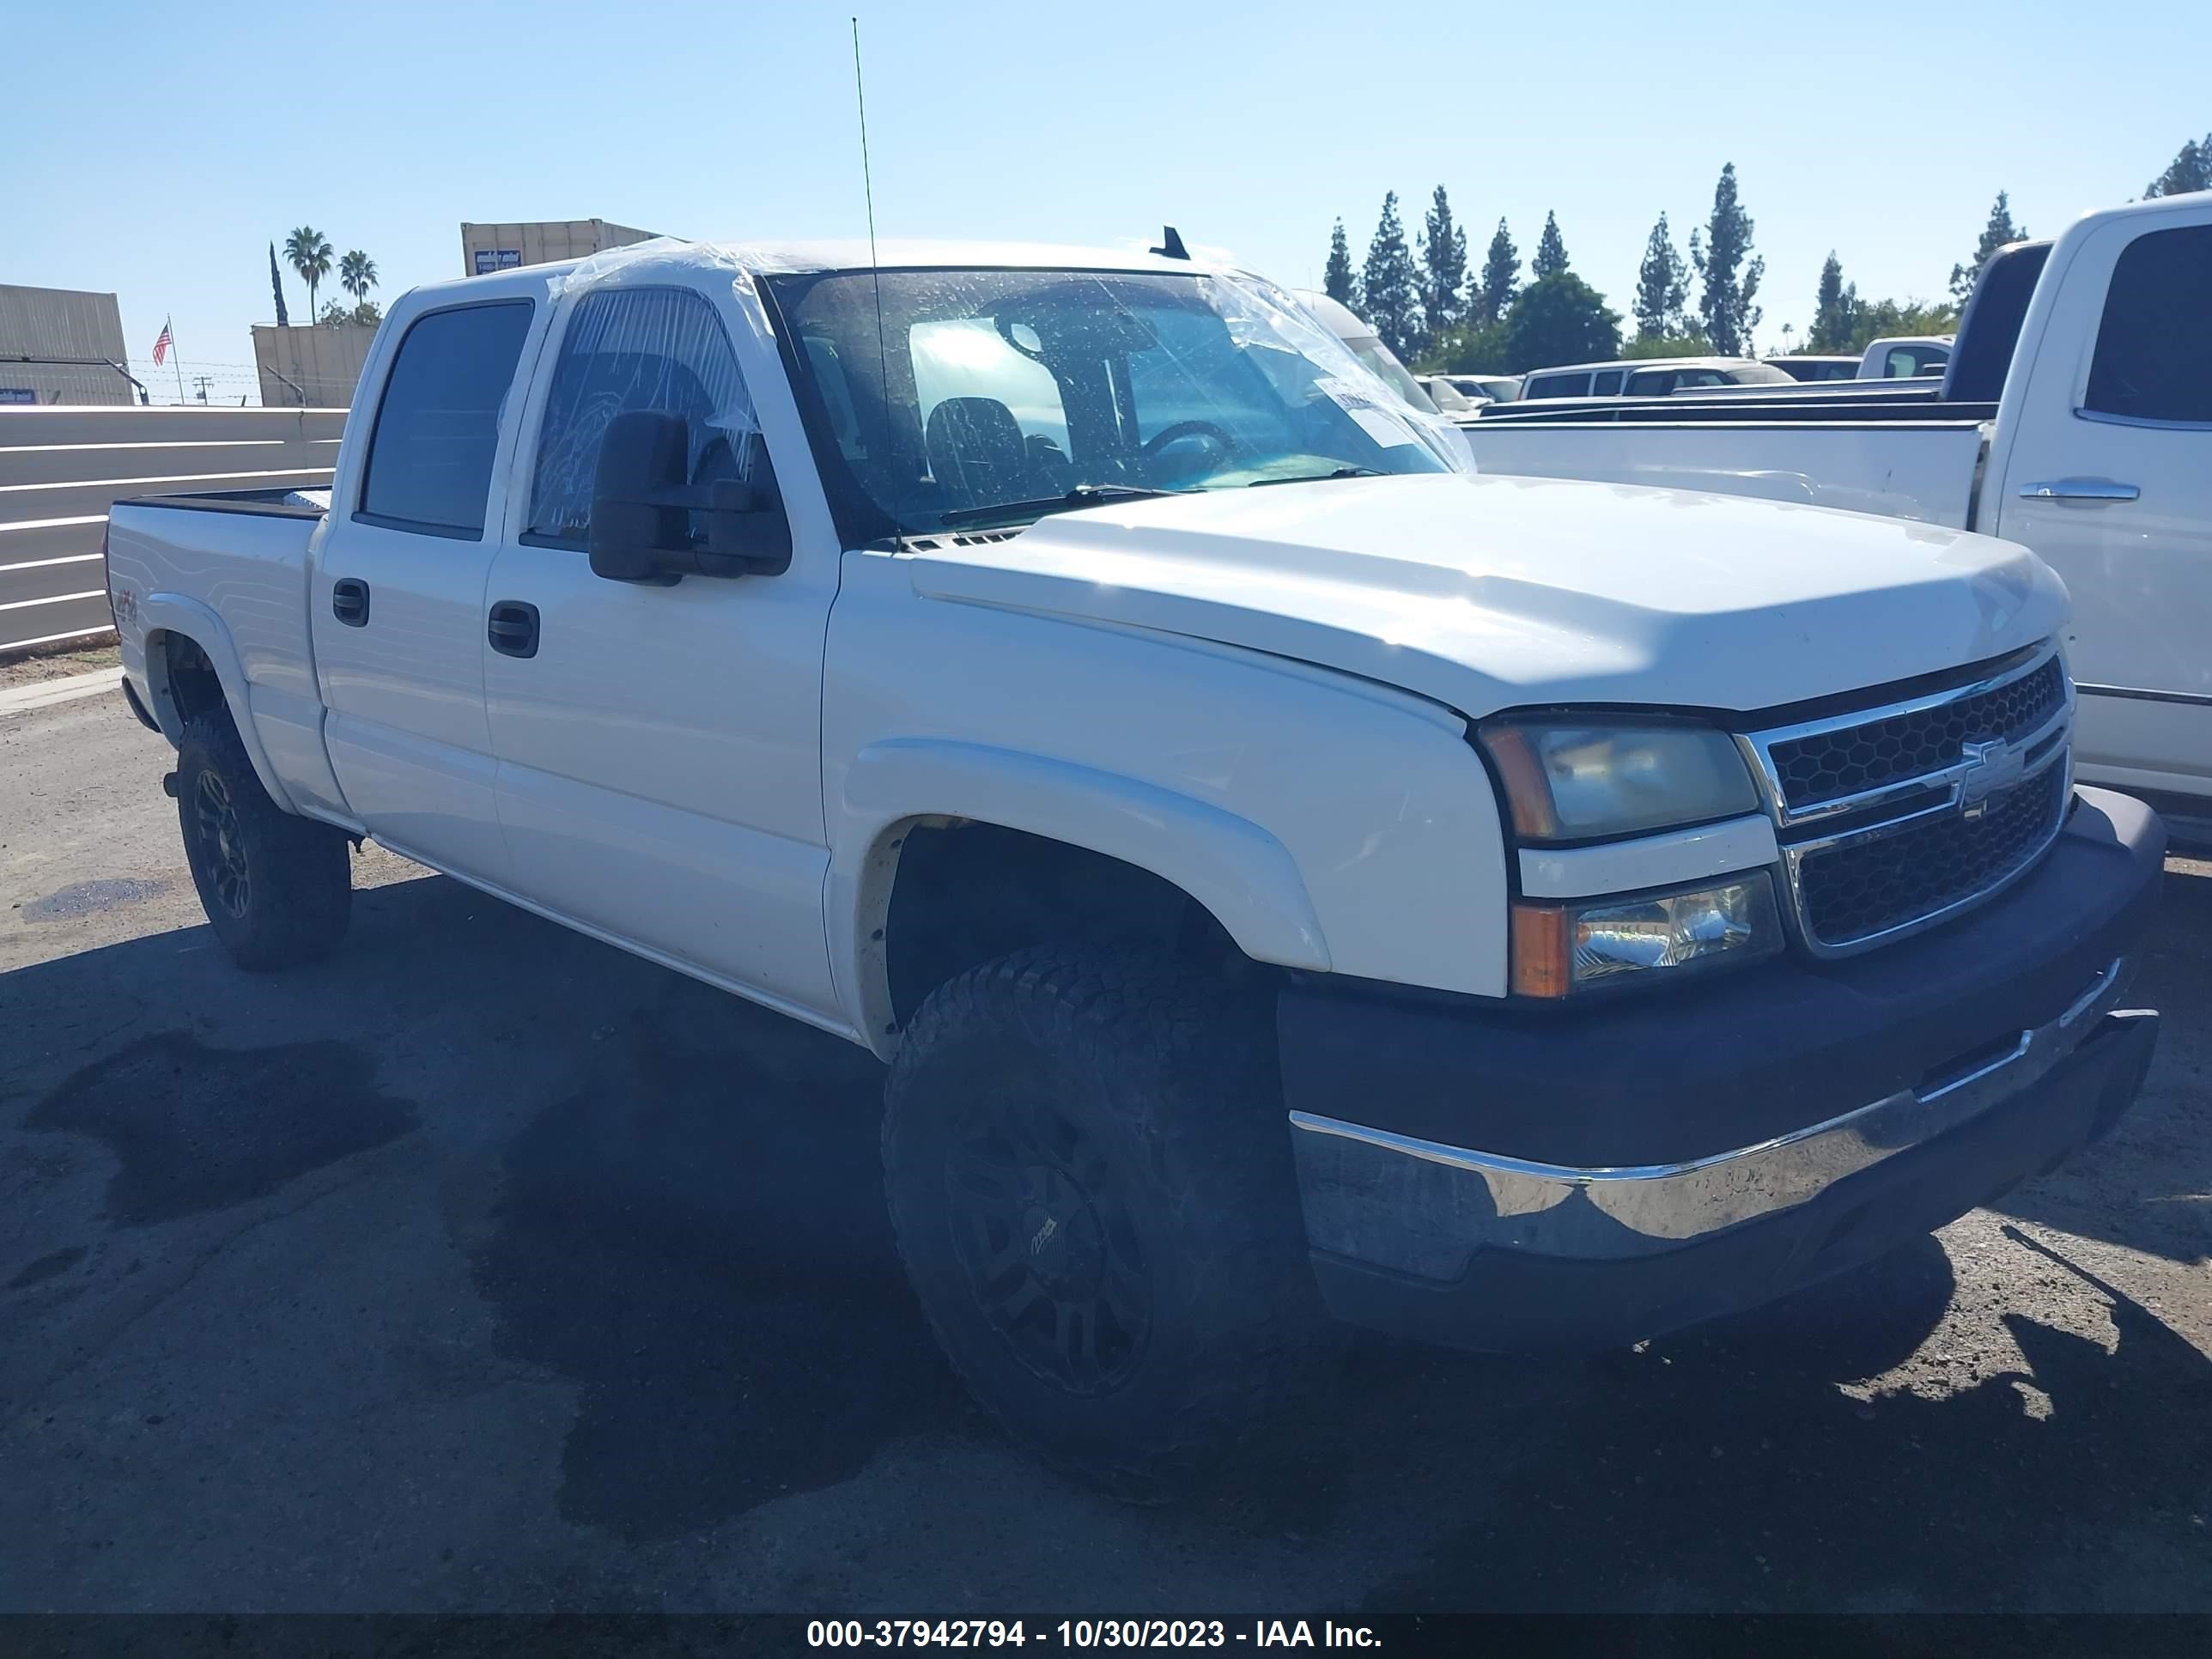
left=1479, top=719, right=1759, bottom=842
left=1511, top=873, right=1782, bottom=997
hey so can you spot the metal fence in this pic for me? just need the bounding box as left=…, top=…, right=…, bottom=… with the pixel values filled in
left=0, top=404, right=345, bottom=654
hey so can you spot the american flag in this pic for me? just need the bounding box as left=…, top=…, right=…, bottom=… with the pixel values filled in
left=151, top=319, right=173, bottom=366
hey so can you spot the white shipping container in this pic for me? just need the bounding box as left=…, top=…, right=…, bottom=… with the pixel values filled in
left=459, top=219, right=662, bottom=277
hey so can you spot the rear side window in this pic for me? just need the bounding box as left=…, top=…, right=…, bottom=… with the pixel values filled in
left=2086, top=224, right=2212, bottom=425
left=1528, top=373, right=1589, bottom=398
left=358, top=301, right=534, bottom=538
left=1591, top=370, right=1625, bottom=395
left=1626, top=370, right=1672, bottom=395
left=528, top=286, right=759, bottom=544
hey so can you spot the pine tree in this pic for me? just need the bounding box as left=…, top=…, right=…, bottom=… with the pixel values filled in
left=1418, top=185, right=1470, bottom=347
left=1323, top=219, right=1358, bottom=307
left=1632, top=213, right=1690, bottom=339
left=1950, top=191, right=2028, bottom=303
left=1692, top=163, right=1765, bottom=357
left=1532, top=211, right=1570, bottom=280
left=1474, top=218, right=1520, bottom=327
left=2144, top=134, right=2211, bottom=198
left=1808, top=252, right=1860, bottom=352
left=1359, top=191, right=1423, bottom=362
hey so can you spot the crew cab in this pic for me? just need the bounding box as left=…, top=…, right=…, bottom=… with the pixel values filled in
left=104, top=237, right=2165, bottom=1498
left=1462, top=193, right=2212, bottom=813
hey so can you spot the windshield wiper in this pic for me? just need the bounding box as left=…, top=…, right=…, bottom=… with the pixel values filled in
left=936, top=483, right=1183, bottom=530
left=1246, top=466, right=1385, bottom=488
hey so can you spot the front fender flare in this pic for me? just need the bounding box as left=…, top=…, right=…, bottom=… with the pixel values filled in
left=830, top=738, right=1331, bottom=1050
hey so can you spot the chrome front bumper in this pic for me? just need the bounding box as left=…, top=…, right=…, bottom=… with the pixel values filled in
left=1290, top=955, right=2142, bottom=1274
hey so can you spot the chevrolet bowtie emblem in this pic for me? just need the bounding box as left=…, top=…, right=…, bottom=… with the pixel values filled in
left=1959, top=737, right=2025, bottom=819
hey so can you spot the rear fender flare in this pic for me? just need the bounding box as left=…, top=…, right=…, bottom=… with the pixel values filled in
left=139, top=594, right=299, bottom=811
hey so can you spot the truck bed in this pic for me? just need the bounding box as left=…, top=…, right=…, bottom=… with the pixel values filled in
left=104, top=486, right=343, bottom=819
left=1459, top=401, right=1990, bottom=527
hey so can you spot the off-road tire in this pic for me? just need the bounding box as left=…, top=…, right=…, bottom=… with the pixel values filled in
left=883, top=947, right=1322, bottom=1501
left=175, top=709, right=351, bottom=971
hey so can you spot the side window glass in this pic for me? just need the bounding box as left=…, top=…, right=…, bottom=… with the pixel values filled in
left=1591, top=370, right=1625, bottom=395
left=2087, top=223, right=2212, bottom=425
left=528, top=287, right=760, bottom=544
left=357, top=301, right=534, bottom=538
left=1626, top=371, right=1665, bottom=395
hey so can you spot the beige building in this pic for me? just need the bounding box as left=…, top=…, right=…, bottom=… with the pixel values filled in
left=0, top=284, right=137, bottom=405
left=252, top=323, right=376, bottom=409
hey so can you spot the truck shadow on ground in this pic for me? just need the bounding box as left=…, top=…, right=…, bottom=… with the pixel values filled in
left=1355, top=1230, right=2212, bottom=1612
left=464, top=972, right=977, bottom=1542
left=1988, top=858, right=2212, bottom=1266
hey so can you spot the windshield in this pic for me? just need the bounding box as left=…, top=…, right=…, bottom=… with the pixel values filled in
left=763, top=267, right=1464, bottom=540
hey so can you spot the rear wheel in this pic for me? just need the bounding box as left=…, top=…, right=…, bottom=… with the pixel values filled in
left=176, top=710, right=352, bottom=970
left=883, top=948, right=1322, bottom=1500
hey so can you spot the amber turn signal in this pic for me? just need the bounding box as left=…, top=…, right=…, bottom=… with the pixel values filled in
left=1510, top=902, right=1573, bottom=999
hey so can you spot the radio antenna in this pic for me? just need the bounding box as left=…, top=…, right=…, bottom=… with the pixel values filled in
left=852, top=16, right=902, bottom=549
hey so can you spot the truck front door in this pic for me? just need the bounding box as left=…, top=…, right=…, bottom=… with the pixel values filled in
left=311, top=297, right=539, bottom=883
left=1995, top=205, right=2212, bottom=799
left=479, top=279, right=842, bottom=1023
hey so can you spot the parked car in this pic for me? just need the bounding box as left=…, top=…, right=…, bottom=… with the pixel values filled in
left=105, top=235, right=2165, bottom=1498
left=1440, top=373, right=1522, bottom=404
left=1415, top=374, right=1482, bottom=413
left=1291, top=289, right=1442, bottom=415
left=1859, top=335, right=1953, bottom=379
left=1522, top=356, right=1796, bottom=399
left=1461, top=193, right=2212, bottom=811
left=1768, top=355, right=1860, bottom=382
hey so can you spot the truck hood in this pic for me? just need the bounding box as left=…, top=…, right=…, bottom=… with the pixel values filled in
left=903, top=472, right=2065, bottom=717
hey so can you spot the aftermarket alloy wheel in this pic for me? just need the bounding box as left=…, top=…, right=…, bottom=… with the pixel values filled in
left=175, top=710, right=352, bottom=971
left=883, top=948, right=1321, bottom=1501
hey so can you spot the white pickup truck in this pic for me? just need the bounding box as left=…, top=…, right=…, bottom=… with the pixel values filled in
left=104, top=236, right=2164, bottom=1498
left=1463, top=193, right=2212, bottom=814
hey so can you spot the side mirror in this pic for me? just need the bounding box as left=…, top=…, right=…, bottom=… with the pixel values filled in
left=588, top=409, right=793, bottom=584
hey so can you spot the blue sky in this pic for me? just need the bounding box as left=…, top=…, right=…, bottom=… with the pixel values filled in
left=8, top=0, right=2205, bottom=400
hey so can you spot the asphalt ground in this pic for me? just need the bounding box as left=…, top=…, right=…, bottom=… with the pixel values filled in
left=3, top=688, right=2208, bottom=1615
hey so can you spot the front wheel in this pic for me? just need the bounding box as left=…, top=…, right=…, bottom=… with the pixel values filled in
left=176, top=710, right=352, bottom=971
left=882, top=948, right=1321, bottom=1501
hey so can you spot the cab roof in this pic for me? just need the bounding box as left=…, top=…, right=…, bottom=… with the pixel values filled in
left=403, top=237, right=1230, bottom=307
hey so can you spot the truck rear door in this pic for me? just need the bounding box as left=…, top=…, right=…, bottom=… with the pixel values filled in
left=1992, top=201, right=2212, bottom=799
left=310, top=296, right=540, bottom=881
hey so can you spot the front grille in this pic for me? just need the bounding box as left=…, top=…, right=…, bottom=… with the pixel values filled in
left=1796, top=764, right=2065, bottom=948
left=1747, top=646, right=2074, bottom=957
left=1768, top=655, right=2065, bottom=811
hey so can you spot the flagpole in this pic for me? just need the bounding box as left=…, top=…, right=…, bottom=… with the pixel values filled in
left=167, top=317, right=185, bottom=405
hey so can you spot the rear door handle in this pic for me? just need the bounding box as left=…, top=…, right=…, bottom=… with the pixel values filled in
left=487, top=599, right=540, bottom=659
left=2018, top=479, right=2141, bottom=502
left=331, top=577, right=370, bottom=627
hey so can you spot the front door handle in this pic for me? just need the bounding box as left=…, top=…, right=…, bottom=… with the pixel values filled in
left=487, top=599, right=540, bottom=659
left=2018, top=479, right=2141, bottom=502
left=331, top=577, right=370, bottom=627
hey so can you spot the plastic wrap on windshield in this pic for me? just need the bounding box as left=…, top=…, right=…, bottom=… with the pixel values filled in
left=1213, top=271, right=1474, bottom=472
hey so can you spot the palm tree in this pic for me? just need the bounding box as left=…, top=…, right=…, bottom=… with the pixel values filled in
left=339, top=249, right=379, bottom=311
left=283, top=227, right=334, bottom=325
